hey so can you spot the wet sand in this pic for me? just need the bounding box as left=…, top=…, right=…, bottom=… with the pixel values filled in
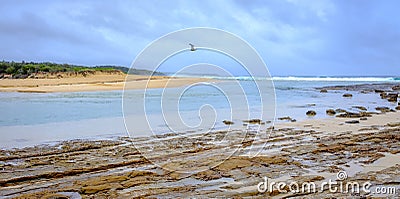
left=0, top=74, right=210, bottom=93
left=0, top=83, right=399, bottom=198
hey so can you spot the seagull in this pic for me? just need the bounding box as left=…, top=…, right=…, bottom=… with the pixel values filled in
left=189, top=43, right=196, bottom=51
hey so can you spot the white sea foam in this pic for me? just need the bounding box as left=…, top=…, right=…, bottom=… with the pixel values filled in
left=183, top=75, right=399, bottom=82
left=271, top=76, right=399, bottom=82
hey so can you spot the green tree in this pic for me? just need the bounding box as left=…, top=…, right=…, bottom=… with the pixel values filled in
left=5, top=66, right=15, bottom=74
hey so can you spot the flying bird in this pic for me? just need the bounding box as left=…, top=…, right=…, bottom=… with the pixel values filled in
left=189, top=43, right=196, bottom=51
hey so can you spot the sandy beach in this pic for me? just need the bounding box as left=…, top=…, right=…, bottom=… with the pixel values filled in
left=0, top=83, right=399, bottom=198
left=0, top=73, right=210, bottom=93
left=2, top=0, right=400, bottom=198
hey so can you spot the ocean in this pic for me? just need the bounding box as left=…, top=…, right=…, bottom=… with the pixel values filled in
left=0, top=76, right=398, bottom=148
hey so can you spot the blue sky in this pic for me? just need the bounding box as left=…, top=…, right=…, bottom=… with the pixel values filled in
left=0, top=0, right=399, bottom=76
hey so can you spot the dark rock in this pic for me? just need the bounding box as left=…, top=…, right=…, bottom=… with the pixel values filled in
left=336, top=112, right=355, bottom=118
left=345, top=120, right=360, bottom=124
left=396, top=106, right=400, bottom=110
left=306, top=110, right=316, bottom=116
left=278, top=116, right=292, bottom=121
left=343, top=93, right=353, bottom=98
left=336, top=111, right=372, bottom=118
left=375, top=107, right=391, bottom=113
left=318, top=84, right=397, bottom=92
left=275, top=116, right=296, bottom=122
left=223, top=120, right=234, bottom=125
left=335, top=108, right=347, bottom=113
left=375, top=89, right=385, bottom=93
left=352, top=106, right=367, bottom=111
left=392, top=85, right=400, bottom=90
left=388, top=97, right=398, bottom=103
left=326, top=109, right=336, bottom=116
left=360, top=117, right=368, bottom=121
left=360, top=112, right=373, bottom=117
left=387, top=93, right=398, bottom=102
left=320, top=89, right=328, bottom=93
left=243, top=119, right=262, bottom=124
left=379, top=92, right=398, bottom=102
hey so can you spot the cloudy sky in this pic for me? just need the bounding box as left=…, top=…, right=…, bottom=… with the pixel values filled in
left=1, top=0, right=399, bottom=76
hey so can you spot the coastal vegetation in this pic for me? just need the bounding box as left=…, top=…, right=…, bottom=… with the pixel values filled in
left=0, top=61, right=163, bottom=78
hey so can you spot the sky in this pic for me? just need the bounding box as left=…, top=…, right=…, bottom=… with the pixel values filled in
left=0, top=0, right=399, bottom=76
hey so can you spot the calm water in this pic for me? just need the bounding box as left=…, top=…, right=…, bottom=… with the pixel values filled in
left=0, top=77, right=398, bottom=148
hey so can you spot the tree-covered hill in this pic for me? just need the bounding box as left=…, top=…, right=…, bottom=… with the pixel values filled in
left=0, top=61, right=164, bottom=78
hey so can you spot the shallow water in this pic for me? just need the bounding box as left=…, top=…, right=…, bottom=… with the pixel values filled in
left=0, top=78, right=398, bottom=148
